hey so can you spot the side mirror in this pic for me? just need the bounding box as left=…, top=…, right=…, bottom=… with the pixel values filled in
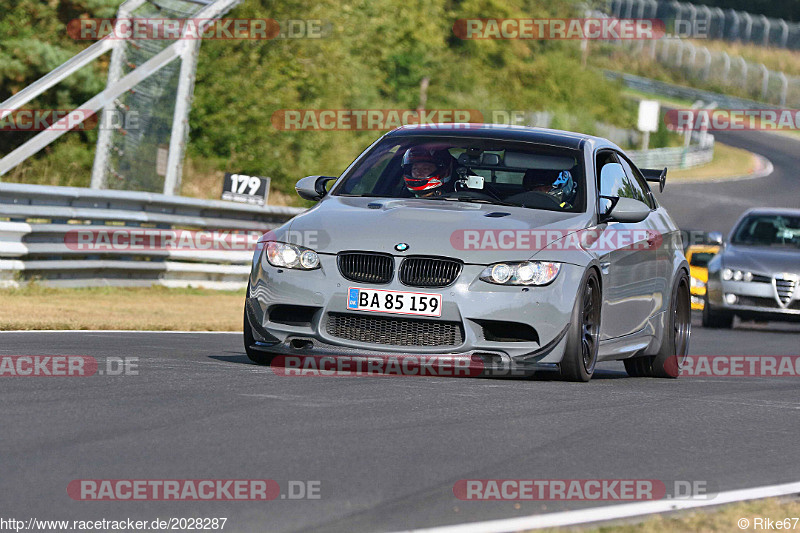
left=606, top=197, right=651, bottom=223
left=708, top=231, right=723, bottom=245
left=295, top=175, right=336, bottom=201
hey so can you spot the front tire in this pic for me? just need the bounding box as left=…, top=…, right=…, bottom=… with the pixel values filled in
left=560, top=269, right=601, bottom=382
left=244, top=286, right=275, bottom=365
left=701, top=295, right=734, bottom=329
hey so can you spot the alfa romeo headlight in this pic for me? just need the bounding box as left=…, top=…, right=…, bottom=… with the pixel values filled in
left=722, top=268, right=752, bottom=282
left=480, top=261, right=561, bottom=286
left=264, top=241, right=320, bottom=270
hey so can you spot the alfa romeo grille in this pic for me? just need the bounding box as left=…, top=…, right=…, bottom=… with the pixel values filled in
left=775, top=277, right=797, bottom=306
left=337, top=253, right=393, bottom=284
left=326, top=313, right=463, bottom=346
left=399, top=257, right=462, bottom=288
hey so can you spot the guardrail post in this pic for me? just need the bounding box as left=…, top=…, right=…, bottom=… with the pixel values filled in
left=779, top=20, right=789, bottom=48
left=712, top=7, right=725, bottom=39
left=635, top=0, right=646, bottom=19
left=742, top=12, right=753, bottom=43
left=700, top=47, right=711, bottom=80
left=686, top=3, right=697, bottom=30
left=647, top=0, right=658, bottom=18
left=686, top=42, right=697, bottom=70
left=759, top=64, right=769, bottom=101
left=737, top=57, right=748, bottom=87
left=728, top=9, right=740, bottom=40
left=760, top=15, right=771, bottom=46
left=778, top=72, right=788, bottom=107
left=721, top=52, right=731, bottom=83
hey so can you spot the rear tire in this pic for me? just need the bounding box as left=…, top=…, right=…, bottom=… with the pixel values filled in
left=244, top=286, right=275, bottom=366
left=701, top=295, right=734, bottom=329
left=560, top=270, right=601, bottom=382
left=624, top=272, right=691, bottom=378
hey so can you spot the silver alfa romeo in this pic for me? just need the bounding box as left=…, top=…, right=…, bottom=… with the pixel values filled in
left=704, top=208, right=800, bottom=327
left=244, top=124, right=691, bottom=381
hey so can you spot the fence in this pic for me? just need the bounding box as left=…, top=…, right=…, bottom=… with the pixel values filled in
left=605, top=71, right=776, bottom=110
left=608, top=0, right=800, bottom=50
left=603, top=36, right=800, bottom=107
left=0, top=183, right=304, bottom=289
left=627, top=138, right=713, bottom=168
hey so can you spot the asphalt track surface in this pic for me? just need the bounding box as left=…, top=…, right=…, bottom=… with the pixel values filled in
left=658, top=129, right=800, bottom=232
left=1, top=130, right=799, bottom=533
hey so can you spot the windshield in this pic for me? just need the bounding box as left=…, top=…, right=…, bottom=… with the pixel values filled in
left=731, top=214, right=800, bottom=247
left=689, top=252, right=715, bottom=267
left=333, top=136, right=586, bottom=212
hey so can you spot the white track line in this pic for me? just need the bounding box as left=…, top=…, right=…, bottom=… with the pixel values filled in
left=403, top=481, right=800, bottom=533
left=0, top=330, right=240, bottom=334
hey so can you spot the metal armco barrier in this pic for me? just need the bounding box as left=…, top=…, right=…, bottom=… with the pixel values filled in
left=0, top=183, right=304, bottom=289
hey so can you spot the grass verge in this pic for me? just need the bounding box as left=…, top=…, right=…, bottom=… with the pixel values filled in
left=537, top=497, right=800, bottom=532
left=669, top=141, right=760, bottom=181
left=0, top=285, right=244, bottom=331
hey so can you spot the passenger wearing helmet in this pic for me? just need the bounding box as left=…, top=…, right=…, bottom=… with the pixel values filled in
left=402, top=146, right=455, bottom=197
left=522, top=169, right=555, bottom=193
left=550, top=170, right=577, bottom=208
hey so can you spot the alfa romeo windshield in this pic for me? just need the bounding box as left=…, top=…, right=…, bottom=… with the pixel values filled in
left=731, top=214, right=800, bottom=247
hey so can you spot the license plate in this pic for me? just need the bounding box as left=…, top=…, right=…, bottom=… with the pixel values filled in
left=347, top=287, right=442, bottom=317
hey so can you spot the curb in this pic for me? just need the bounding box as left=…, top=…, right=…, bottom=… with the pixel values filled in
left=675, top=152, right=774, bottom=184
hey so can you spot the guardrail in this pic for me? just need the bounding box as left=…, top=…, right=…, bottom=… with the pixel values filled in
left=0, top=183, right=305, bottom=289
left=605, top=71, right=778, bottom=110
left=609, top=0, right=800, bottom=51
left=627, top=138, right=714, bottom=169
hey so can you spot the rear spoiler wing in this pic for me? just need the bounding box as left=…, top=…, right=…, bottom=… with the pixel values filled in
left=641, top=167, right=667, bottom=192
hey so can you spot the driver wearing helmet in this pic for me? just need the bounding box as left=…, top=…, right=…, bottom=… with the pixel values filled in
left=402, top=146, right=455, bottom=198
left=550, top=170, right=577, bottom=209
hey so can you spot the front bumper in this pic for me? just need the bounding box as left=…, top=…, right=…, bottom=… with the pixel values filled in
left=246, top=253, right=584, bottom=367
left=707, top=276, right=800, bottom=321
left=690, top=286, right=706, bottom=310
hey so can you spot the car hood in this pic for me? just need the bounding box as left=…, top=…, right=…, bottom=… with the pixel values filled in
left=283, top=196, right=593, bottom=264
left=722, top=244, right=800, bottom=275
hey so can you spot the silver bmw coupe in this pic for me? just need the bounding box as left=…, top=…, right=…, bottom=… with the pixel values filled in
left=244, top=125, right=691, bottom=381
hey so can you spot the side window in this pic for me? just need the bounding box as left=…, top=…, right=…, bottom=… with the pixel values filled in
left=595, top=150, right=617, bottom=185
left=618, top=154, right=655, bottom=208
left=615, top=153, right=652, bottom=208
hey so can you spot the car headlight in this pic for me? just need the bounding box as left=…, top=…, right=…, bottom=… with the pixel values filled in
left=480, top=261, right=561, bottom=286
left=690, top=277, right=706, bottom=289
left=722, top=268, right=752, bottom=282
left=264, top=241, right=320, bottom=270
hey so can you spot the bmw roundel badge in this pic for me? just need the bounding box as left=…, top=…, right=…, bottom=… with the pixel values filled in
left=395, top=243, right=409, bottom=252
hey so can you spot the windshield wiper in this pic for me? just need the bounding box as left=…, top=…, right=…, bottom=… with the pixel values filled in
left=442, top=196, right=519, bottom=208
